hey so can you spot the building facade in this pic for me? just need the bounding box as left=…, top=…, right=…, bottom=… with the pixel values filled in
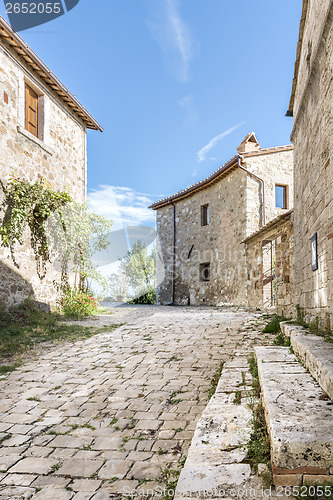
left=244, top=210, right=294, bottom=318
left=287, top=0, right=333, bottom=327
left=0, top=17, right=102, bottom=307
left=150, top=134, right=293, bottom=307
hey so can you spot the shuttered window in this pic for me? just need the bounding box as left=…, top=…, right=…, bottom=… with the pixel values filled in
left=25, top=84, right=39, bottom=138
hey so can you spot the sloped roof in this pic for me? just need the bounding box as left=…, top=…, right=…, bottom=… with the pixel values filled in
left=287, top=0, right=309, bottom=116
left=149, top=140, right=293, bottom=210
left=242, top=210, right=293, bottom=244
left=0, top=16, right=103, bottom=131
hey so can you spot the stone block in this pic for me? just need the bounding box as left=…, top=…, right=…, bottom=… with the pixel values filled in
left=273, top=474, right=302, bottom=486
left=303, top=475, right=333, bottom=485
left=9, top=457, right=57, bottom=475
left=55, top=459, right=104, bottom=478
left=98, top=460, right=133, bottom=480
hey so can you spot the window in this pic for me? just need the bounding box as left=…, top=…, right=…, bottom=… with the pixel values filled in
left=275, top=185, right=288, bottom=209
left=199, top=263, right=210, bottom=282
left=25, top=84, right=39, bottom=138
left=201, top=204, right=209, bottom=226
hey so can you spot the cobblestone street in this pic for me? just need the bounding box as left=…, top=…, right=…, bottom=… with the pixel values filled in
left=0, top=305, right=271, bottom=499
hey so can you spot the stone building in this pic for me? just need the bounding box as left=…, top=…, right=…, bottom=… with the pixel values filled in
left=243, top=210, right=294, bottom=318
left=0, top=17, right=102, bottom=307
left=287, top=0, right=333, bottom=327
left=150, top=133, right=293, bottom=306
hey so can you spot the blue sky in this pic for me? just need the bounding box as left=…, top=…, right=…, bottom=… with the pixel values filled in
left=0, top=0, right=302, bottom=230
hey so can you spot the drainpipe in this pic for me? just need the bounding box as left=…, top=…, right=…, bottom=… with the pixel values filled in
left=237, top=156, right=266, bottom=227
left=171, top=202, right=176, bottom=305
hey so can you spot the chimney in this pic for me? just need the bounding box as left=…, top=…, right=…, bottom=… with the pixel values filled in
left=237, top=132, right=260, bottom=154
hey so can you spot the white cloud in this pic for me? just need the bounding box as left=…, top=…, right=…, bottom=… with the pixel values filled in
left=178, top=94, right=197, bottom=126
left=87, top=185, right=162, bottom=231
left=146, top=0, right=193, bottom=83
left=196, top=122, right=245, bottom=163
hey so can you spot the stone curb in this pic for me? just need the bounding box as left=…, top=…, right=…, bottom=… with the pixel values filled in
left=255, top=346, right=333, bottom=487
left=280, top=322, right=333, bottom=400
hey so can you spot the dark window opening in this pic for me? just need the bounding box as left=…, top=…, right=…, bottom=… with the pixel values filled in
left=201, top=204, right=209, bottom=226
left=200, top=263, right=210, bottom=282
left=275, top=185, right=288, bottom=209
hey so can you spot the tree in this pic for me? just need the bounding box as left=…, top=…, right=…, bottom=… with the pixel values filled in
left=120, top=241, right=156, bottom=298
left=46, top=201, right=112, bottom=297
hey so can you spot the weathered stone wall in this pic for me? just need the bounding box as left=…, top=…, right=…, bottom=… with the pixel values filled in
left=0, top=43, right=87, bottom=307
left=246, top=216, right=294, bottom=317
left=245, top=150, right=294, bottom=233
left=291, top=4, right=333, bottom=327
left=155, top=148, right=294, bottom=307
left=156, top=168, right=248, bottom=306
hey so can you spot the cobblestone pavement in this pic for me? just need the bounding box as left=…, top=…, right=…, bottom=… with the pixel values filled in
left=0, top=305, right=273, bottom=499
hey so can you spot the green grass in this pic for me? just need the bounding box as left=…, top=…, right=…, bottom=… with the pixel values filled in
left=0, top=363, right=20, bottom=374
left=262, top=315, right=287, bottom=334
left=248, top=352, right=260, bottom=397
left=0, top=299, right=123, bottom=369
left=273, top=333, right=291, bottom=346
left=233, top=390, right=242, bottom=404
left=247, top=402, right=271, bottom=467
left=207, top=360, right=224, bottom=400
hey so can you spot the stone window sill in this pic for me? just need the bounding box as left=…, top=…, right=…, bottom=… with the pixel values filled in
left=17, top=125, right=53, bottom=156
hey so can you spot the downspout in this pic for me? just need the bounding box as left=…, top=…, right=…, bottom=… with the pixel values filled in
left=237, top=156, right=266, bottom=227
left=171, top=202, right=176, bottom=305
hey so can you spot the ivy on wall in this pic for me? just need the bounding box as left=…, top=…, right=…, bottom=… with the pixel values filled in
left=0, top=177, right=72, bottom=279
left=0, top=176, right=113, bottom=297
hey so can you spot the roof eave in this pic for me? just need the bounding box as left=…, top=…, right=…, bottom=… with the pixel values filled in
left=149, top=155, right=239, bottom=210
left=242, top=209, right=293, bottom=244
left=0, top=16, right=103, bottom=131
left=286, top=0, right=309, bottom=115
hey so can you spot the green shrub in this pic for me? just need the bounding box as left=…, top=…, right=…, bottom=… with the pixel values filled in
left=61, top=290, right=98, bottom=318
left=129, top=288, right=156, bottom=305
left=262, top=315, right=287, bottom=334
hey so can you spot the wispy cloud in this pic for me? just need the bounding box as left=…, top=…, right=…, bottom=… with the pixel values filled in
left=196, top=122, right=245, bottom=163
left=178, top=94, right=197, bottom=126
left=146, top=0, right=193, bottom=83
left=88, top=186, right=162, bottom=232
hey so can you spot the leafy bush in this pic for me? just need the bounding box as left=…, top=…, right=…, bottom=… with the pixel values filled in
left=129, top=288, right=156, bottom=305
left=61, top=289, right=98, bottom=318
left=262, top=315, right=287, bottom=334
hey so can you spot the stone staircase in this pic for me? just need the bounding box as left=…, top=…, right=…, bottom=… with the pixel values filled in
left=174, top=321, right=333, bottom=496
left=280, top=322, right=333, bottom=400
left=256, top=328, right=333, bottom=487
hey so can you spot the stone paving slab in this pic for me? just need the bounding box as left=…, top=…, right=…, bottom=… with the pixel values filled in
left=255, top=346, right=333, bottom=470
left=281, top=322, right=333, bottom=401
left=0, top=306, right=276, bottom=498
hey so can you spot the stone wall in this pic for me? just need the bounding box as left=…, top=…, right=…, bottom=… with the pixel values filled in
left=155, top=148, right=294, bottom=307
left=0, top=43, right=87, bottom=307
left=244, top=150, right=294, bottom=233
left=156, top=168, right=248, bottom=306
left=246, top=215, right=294, bottom=318
left=291, top=3, right=333, bottom=327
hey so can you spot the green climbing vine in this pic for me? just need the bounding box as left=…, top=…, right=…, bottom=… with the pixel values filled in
left=0, top=176, right=72, bottom=279
left=0, top=176, right=113, bottom=297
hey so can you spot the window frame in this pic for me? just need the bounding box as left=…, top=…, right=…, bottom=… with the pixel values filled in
left=199, top=262, right=210, bottom=282
left=275, top=184, right=288, bottom=209
left=25, top=82, right=44, bottom=140
left=201, top=204, right=209, bottom=226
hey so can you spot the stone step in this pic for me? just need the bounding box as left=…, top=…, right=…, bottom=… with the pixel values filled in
left=281, top=322, right=333, bottom=401
left=174, top=355, right=254, bottom=499
left=255, top=346, right=333, bottom=487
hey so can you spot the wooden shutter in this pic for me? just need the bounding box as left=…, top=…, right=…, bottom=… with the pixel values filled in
left=25, top=84, right=38, bottom=138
